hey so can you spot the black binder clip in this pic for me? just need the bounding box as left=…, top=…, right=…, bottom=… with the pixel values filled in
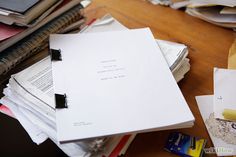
left=50, top=49, right=62, bottom=61
left=55, top=94, right=67, bottom=109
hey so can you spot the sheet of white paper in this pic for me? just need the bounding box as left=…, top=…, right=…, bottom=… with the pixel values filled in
left=196, top=95, right=236, bottom=156
left=51, top=28, right=194, bottom=142
left=12, top=56, right=54, bottom=108
left=214, top=68, right=236, bottom=119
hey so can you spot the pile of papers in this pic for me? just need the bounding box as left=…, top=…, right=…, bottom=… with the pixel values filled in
left=196, top=68, right=236, bottom=156
left=147, top=0, right=236, bottom=30
left=186, top=0, right=236, bottom=30
left=0, top=15, right=194, bottom=156
left=0, top=56, right=136, bottom=156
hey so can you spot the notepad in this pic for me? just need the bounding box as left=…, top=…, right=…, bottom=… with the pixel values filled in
left=50, top=28, right=194, bottom=143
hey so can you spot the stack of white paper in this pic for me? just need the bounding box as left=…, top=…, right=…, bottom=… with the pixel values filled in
left=196, top=68, right=236, bottom=156
left=149, top=0, right=236, bottom=29
left=0, top=56, right=136, bottom=157
left=0, top=14, right=193, bottom=156
left=157, top=39, right=190, bottom=82
left=50, top=27, right=194, bottom=142
left=186, top=0, right=236, bottom=29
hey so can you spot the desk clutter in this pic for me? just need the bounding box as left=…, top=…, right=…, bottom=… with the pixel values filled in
left=165, top=132, right=206, bottom=157
left=196, top=68, right=236, bottom=156
left=195, top=40, right=236, bottom=156
left=148, top=0, right=236, bottom=30
left=0, top=0, right=87, bottom=76
left=185, top=0, right=236, bottom=30
left=0, top=14, right=195, bottom=156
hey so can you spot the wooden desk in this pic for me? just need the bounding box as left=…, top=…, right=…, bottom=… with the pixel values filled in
left=0, top=0, right=235, bottom=156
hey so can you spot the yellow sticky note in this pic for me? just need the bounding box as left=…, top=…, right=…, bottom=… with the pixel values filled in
left=228, top=39, right=236, bottom=69
left=222, top=109, right=236, bottom=121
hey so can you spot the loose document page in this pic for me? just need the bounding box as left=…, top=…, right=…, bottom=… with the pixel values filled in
left=9, top=57, right=55, bottom=121
left=12, top=57, right=54, bottom=108
left=50, top=28, right=194, bottom=142
left=214, top=68, right=236, bottom=120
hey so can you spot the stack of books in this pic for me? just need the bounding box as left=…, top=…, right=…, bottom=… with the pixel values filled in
left=0, top=15, right=194, bottom=156
left=0, top=0, right=62, bottom=27
left=0, top=0, right=86, bottom=76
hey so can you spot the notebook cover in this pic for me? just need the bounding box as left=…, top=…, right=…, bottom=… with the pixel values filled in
left=0, top=4, right=83, bottom=76
left=0, top=0, right=39, bottom=13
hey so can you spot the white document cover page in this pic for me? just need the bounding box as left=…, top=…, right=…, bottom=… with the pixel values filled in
left=50, top=28, right=194, bottom=142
